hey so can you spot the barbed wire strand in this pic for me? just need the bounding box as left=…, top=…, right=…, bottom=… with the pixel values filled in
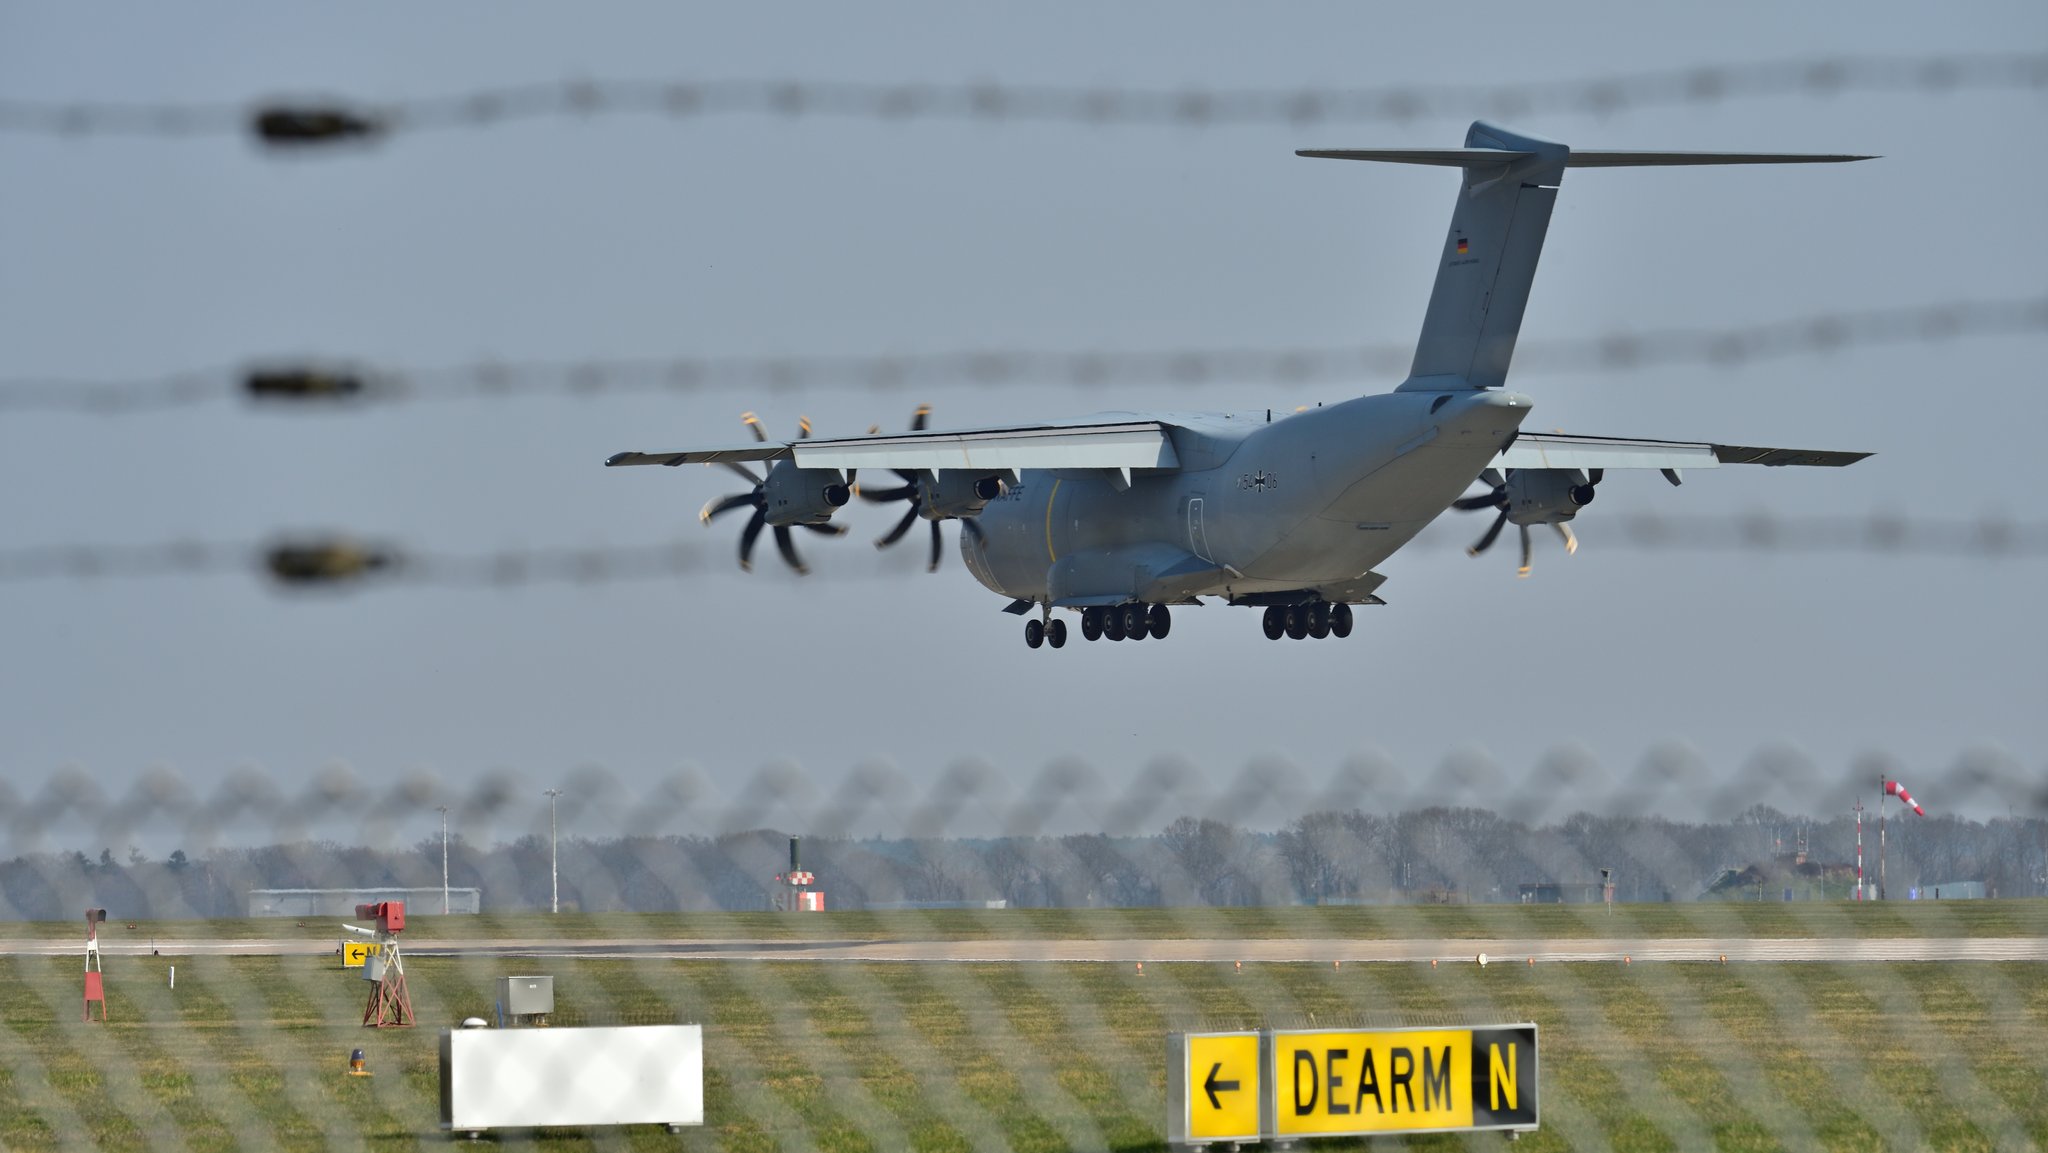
left=2, top=296, right=2041, bottom=415
left=1, top=54, right=2043, bottom=144
left=0, top=516, right=2042, bottom=591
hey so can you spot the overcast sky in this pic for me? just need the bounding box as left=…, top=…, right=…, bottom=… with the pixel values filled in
left=2, top=3, right=2043, bottom=851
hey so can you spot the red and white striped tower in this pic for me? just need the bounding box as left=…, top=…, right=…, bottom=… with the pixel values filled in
left=82, top=908, right=107, bottom=1021
left=1878, top=773, right=1888, bottom=900
left=1853, top=800, right=1864, bottom=901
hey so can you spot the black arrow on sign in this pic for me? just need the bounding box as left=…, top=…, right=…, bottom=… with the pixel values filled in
left=1203, top=1062, right=1241, bottom=1110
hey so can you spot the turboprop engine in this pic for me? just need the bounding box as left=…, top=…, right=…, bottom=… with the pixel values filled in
left=699, top=413, right=852, bottom=573
left=760, top=462, right=852, bottom=526
left=1503, top=467, right=1596, bottom=525
left=1453, top=467, right=1603, bottom=577
left=923, top=470, right=1008, bottom=519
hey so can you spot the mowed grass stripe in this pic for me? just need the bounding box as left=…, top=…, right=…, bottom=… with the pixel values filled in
left=1609, top=961, right=1821, bottom=1150
left=1905, top=963, right=2048, bottom=1150
left=11, top=955, right=183, bottom=1151
left=166, top=957, right=341, bottom=1150
left=60, top=954, right=246, bottom=1152
left=1485, top=964, right=1677, bottom=1153
left=1787, top=964, right=2006, bottom=1152
left=115, top=958, right=288, bottom=1153
left=1587, top=965, right=1780, bottom=1152
left=0, top=957, right=111, bottom=1152
left=965, top=964, right=1157, bottom=1152
left=1678, top=964, right=1896, bottom=1151
left=729, top=960, right=942, bottom=1153
left=865, top=964, right=1079, bottom=1153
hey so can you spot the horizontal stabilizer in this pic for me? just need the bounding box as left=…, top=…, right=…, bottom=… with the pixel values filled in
left=1298, top=149, right=1875, bottom=167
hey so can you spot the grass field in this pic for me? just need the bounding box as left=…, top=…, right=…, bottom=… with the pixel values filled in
left=3, top=899, right=2044, bottom=945
left=0, top=946, right=2042, bottom=1151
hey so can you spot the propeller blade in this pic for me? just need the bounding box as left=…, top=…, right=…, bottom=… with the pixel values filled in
left=1479, top=468, right=1506, bottom=489
left=1468, top=510, right=1508, bottom=556
left=892, top=469, right=922, bottom=484
left=738, top=509, right=766, bottom=571
left=927, top=519, right=944, bottom=572
left=742, top=412, right=766, bottom=443
left=701, top=492, right=758, bottom=525
left=1452, top=493, right=1503, bottom=511
left=721, top=461, right=763, bottom=486
left=1588, top=468, right=1604, bottom=485
left=876, top=504, right=921, bottom=548
left=1517, top=524, right=1533, bottom=578
left=802, top=522, right=848, bottom=536
left=772, top=525, right=808, bottom=574
left=797, top=415, right=812, bottom=439
left=1554, top=521, right=1579, bottom=555
left=860, top=484, right=918, bottom=504
left=910, top=404, right=931, bottom=432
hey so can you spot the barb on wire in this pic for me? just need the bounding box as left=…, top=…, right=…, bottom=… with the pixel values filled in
left=2, top=54, right=2042, bottom=145
left=2, top=296, right=2041, bottom=415
left=1, top=515, right=2042, bottom=593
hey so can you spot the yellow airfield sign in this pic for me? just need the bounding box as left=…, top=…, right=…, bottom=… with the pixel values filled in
left=1274, top=1025, right=1537, bottom=1138
left=1170, top=1023, right=1537, bottom=1143
left=1173, top=1032, right=1261, bottom=1142
left=340, top=940, right=382, bottom=969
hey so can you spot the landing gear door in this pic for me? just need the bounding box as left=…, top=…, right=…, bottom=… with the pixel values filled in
left=1185, top=496, right=1214, bottom=563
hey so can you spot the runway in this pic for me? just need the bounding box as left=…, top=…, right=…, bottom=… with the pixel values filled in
left=8, top=936, right=2045, bottom=963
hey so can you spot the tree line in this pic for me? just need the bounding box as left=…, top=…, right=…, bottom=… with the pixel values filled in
left=3, top=805, right=2041, bottom=920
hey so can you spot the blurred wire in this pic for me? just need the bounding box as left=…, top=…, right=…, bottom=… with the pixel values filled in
left=3, top=515, right=2042, bottom=592
left=3, top=296, right=2041, bottom=415
left=2, top=54, right=2042, bottom=145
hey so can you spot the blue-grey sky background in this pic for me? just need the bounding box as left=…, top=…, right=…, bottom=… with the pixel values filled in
left=2, top=3, right=2043, bottom=848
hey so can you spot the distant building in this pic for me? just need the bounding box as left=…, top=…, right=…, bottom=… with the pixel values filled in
left=1518, top=882, right=1607, bottom=904
left=247, top=887, right=482, bottom=917
left=1917, top=880, right=1987, bottom=900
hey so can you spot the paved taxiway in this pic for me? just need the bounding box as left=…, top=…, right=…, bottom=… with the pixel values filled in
left=5, top=937, right=2043, bottom=963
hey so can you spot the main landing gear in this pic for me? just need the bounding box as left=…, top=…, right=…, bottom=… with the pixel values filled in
left=1025, top=604, right=1172, bottom=648
left=1261, top=601, right=1353, bottom=641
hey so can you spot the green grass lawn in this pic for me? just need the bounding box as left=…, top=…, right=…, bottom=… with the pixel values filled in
left=4, top=899, right=2044, bottom=946
left=0, top=950, right=2041, bottom=1151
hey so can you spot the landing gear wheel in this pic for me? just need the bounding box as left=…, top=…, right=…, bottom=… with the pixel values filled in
left=1081, top=608, right=1104, bottom=642
left=1331, top=601, right=1354, bottom=638
left=1024, top=618, right=1045, bottom=649
left=1104, top=607, right=1127, bottom=642
left=1284, top=605, right=1308, bottom=640
left=1047, top=618, right=1067, bottom=648
left=1308, top=602, right=1332, bottom=639
left=1262, top=606, right=1285, bottom=640
left=1120, top=603, right=1148, bottom=641
left=1148, top=604, right=1172, bottom=638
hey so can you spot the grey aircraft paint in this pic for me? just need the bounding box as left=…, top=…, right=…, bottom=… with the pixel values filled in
left=609, top=122, right=1872, bottom=645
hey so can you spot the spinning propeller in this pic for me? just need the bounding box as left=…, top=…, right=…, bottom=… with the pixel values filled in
left=860, top=404, right=986, bottom=572
left=699, top=413, right=847, bottom=574
left=1453, top=467, right=1601, bottom=578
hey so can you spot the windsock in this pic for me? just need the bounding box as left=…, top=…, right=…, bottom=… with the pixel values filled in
left=1885, top=779, right=1925, bottom=816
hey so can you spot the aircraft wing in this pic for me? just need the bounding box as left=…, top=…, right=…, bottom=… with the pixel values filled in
left=1495, top=432, right=1869, bottom=471
left=608, top=418, right=1181, bottom=472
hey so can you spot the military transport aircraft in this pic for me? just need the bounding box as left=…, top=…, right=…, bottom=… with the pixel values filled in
left=608, top=122, right=1871, bottom=649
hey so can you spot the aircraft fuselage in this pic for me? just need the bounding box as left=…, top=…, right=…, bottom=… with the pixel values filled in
left=960, top=389, right=1531, bottom=606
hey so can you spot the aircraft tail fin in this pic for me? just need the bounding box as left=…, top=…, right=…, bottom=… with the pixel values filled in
left=1300, top=124, right=1873, bottom=392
